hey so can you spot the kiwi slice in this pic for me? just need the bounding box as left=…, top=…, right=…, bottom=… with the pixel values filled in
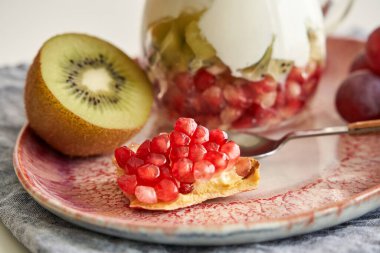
left=25, top=33, right=153, bottom=156
left=185, top=21, right=216, bottom=61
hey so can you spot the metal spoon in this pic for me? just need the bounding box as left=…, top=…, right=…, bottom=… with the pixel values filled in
left=229, top=119, right=380, bottom=158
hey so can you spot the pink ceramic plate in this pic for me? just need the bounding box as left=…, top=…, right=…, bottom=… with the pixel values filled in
left=13, top=38, right=380, bottom=245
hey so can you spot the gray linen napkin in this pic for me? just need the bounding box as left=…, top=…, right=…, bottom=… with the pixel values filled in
left=0, top=65, right=379, bottom=253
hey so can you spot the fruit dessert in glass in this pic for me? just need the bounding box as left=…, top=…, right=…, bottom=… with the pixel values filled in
left=142, top=0, right=326, bottom=131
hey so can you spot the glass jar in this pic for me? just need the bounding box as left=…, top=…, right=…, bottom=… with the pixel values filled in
left=142, top=0, right=350, bottom=131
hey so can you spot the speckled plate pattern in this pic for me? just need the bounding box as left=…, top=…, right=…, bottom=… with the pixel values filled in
left=13, top=38, right=380, bottom=245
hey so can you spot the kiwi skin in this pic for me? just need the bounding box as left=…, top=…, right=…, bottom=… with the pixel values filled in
left=25, top=53, right=141, bottom=157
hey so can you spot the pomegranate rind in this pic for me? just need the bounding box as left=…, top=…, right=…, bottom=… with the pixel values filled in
left=115, top=154, right=260, bottom=211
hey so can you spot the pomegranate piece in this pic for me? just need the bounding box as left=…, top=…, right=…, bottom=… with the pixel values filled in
left=155, top=179, right=179, bottom=202
left=204, top=151, right=229, bottom=172
left=209, top=129, right=228, bottom=145
left=137, top=164, right=160, bottom=184
left=172, top=158, right=195, bottom=183
left=192, top=125, right=209, bottom=144
left=136, top=140, right=151, bottom=159
left=202, top=86, right=225, bottom=113
left=366, top=27, right=380, bottom=75
left=220, top=141, right=240, bottom=160
left=170, top=131, right=191, bottom=146
left=178, top=183, right=194, bottom=194
left=174, top=117, right=198, bottom=136
left=145, top=153, right=167, bottom=166
left=194, top=68, right=216, bottom=91
left=223, top=85, right=251, bottom=108
left=115, top=117, right=244, bottom=205
left=126, top=156, right=144, bottom=174
left=117, top=175, right=137, bottom=195
left=135, top=186, right=157, bottom=204
left=175, top=72, right=194, bottom=92
left=193, top=160, right=215, bottom=180
left=188, top=143, right=207, bottom=162
left=150, top=133, right=170, bottom=154
left=114, top=146, right=134, bottom=168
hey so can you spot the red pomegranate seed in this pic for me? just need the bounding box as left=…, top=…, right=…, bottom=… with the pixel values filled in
left=145, top=153, right=167, bottom=166
left=203, top=142, right=220, bottom=152
left=223, top=85, right=251, bottom=108
left=137, top=164, right=160, bottom=184
left=174, top=72, right=194, bottom=92
left=188, top=143, right=207, bottom=162
left=204, top=151, right=229, bottom=172
left=179, top=183, right=194, bottom=194
left=135, top=186, right=157, bottom=204
left=114, top=146, right=134, bottom=168
left=209, top=129, right=228, bottom=145
left=220, top=106, right=243, bottom=124
left=170, top=146, right=189, bottom=161
left=170, top=131, right=191, bottom=146
left=202, top=86, right=225, bottom=113
left=154, top=179, right=179, bottom=202
left=117, top=175, right=137, bottom=195
left=174, top=118, right=198, bottom=136
left=159, top=166, right=173, bottom=179
left=136, top=140, right=150, bottom=159
left=151, top=133, right=170, bottom=154
left=194, top=68, right=216, bottom=91
left=220, top=141, right=240, bottom=160
left=193, top=160, right=215, bottom=180
left=126, top=156, right=144, bottom=174
left=192, top=125, right=209, bottom=144
left=287, top=67, right=307, bottom=84
left=172, top=158, right=195, bottom=183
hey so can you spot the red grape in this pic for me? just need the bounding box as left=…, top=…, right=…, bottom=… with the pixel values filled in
left=366, top=27, right=380, bottom=75
left=350, top=53, right=370, bottom=73
left=335, top=71, right=380, bottom=122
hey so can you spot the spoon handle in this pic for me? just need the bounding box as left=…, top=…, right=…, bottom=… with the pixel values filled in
left=348, top=119, right=380, bottom=135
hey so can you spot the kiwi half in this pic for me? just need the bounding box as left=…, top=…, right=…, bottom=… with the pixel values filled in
left=25, top=33, right=153, bottom=156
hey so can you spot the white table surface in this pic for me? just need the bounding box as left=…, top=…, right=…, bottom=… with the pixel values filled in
left=1, top=0, right=380, bottom=252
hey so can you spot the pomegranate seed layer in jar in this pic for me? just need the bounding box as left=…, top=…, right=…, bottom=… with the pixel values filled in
left=142, top=3, right=325, bottom=130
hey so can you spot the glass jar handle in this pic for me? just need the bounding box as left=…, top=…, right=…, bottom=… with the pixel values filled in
left=321, top=0, right=354, bottom=34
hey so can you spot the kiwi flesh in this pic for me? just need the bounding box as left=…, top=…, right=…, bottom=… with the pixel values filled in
left=25, top=33, right=153, bottom=156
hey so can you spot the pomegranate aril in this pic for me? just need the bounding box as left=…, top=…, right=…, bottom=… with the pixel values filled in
left=136, top=140, right=150, bottom=159
left=194, top=68, right=216, bottom=91
left=126, top=156, right=144, bottom=174
left=145, top=153, right=167, bottom=166
left=172, top=158, right=195, bottom=183
left=220, top=141, right=240, bottom=160
left=150, top=133, right=170, bottom=154
left=287, top=67, right=307, bottom=84
left=117, top=175, right=137, bottom=195
left=155, top=179, right=179, bottom=202
left=202, top=86, right=225, bottom=113
left=204, top=151, right=229, bottom=172
left=159, top=166, right=173, bottom=179
left=209, top=129, right=228, bottom=145
left=188, top=143, right=207, bottom=162
left=203, top=142, right=220, bottom=152
left=193, top=160, right=215, bottom=180
left=137, top=164, right=160, bottom=183
left=114, top=146, right=134, bottom=168
left=179, top=183, right=194, bottom=194
left=192, top=125, right=209, bottom=144
left=170, top=146, right=189, bottom=161
left=175, top=72, right=194, bottom=92
left=174, top=117, right=198, bottom=136
left=220, top=106, right=243, bottom=124
left=135, top=186, right=157, bottom=204
left=170, top=131, right=191, bottom=146
left=223, top=85, right=251, bottom=108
